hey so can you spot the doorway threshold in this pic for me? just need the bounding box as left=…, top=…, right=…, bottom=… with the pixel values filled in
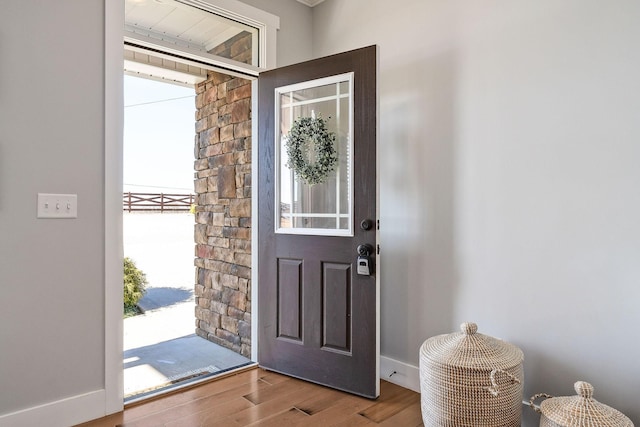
left=125, top=360, right=256, bottom=405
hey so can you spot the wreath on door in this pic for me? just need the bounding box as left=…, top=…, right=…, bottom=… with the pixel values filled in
left=285, top=115, right=338, bottom=185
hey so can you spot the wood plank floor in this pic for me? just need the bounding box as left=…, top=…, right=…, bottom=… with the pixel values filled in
left=78, top=367, right=423, bottom=427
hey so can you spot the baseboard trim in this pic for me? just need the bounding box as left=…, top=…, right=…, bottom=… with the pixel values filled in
left=380, top=355, right=420, bottom=393
left=0, top=389, right=106, bottom=427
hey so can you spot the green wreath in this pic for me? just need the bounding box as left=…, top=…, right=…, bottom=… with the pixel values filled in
left=285, top=115, right=338, bottom=185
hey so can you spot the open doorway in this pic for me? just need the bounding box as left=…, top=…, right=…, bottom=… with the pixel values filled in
left=111, top=0, right=279, bottom=406
left=122, top=74, right=251, bottom=401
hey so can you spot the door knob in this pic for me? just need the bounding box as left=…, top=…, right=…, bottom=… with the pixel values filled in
left=357, top=244, right=373, bottom=256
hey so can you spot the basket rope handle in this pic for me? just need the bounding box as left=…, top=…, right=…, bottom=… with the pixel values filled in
left=485, top=369, right=522, bottom=396
left=528, top=393, right=553, bottom=414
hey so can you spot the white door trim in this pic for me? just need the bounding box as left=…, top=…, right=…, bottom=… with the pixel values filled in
left=105, top=0, right=125, bottom=415
left=250, top=79, right=259, bottom=361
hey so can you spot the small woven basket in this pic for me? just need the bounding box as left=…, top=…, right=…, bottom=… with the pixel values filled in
left=419, top=322, right=524, bottom=427
left=529, top=381, right=634, bottom=427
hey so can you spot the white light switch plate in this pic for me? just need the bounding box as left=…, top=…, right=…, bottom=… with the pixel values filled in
left=37, top=193, right=78, bottom=218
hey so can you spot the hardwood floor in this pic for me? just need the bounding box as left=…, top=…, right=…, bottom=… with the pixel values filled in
left=78, top=367, right=423, bottom=427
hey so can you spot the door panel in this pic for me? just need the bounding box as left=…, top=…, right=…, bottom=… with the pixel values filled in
left=322, top=262, right=352, bottom=352
left=258, top=46, right=378, bottom=398
left=277, top=258, right=303, bottom=342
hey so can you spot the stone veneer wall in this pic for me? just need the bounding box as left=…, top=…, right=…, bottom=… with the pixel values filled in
left=193, top=71, right=252, bottom=357
left=209, top=31, right=253, bottom=65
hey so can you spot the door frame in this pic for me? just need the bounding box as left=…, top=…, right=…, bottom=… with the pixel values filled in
left=105, top=0, right=278, bottom=413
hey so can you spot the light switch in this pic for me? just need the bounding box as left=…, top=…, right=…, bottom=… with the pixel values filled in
left=37, top=193, right=78, bottom=219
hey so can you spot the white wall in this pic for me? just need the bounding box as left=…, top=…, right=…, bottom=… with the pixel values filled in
left=239, top=0, right=313, bottom=67
left=313, top=1, right=640, bottom=424
left=0, top=1, right=118, bottom=425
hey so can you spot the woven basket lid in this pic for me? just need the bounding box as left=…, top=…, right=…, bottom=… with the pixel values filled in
left=540, top=382, right=634, bottom=427
left=421, top=322, right=523, bottom=370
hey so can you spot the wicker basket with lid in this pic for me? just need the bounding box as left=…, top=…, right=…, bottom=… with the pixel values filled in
left=529, top=381, right=634, bottom=427
left=419, top=322, right=524, bottom=427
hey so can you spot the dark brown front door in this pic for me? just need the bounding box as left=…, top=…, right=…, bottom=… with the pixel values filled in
left=258, top=46, right=378, bottom=398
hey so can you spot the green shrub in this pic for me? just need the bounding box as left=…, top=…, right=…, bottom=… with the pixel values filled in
left=124, top=257, right=147, bottom=313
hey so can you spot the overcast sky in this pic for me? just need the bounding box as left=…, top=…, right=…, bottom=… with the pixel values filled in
left=124, top=75, right=196, bottom=194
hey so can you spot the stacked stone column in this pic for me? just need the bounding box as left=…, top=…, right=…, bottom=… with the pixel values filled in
left=193, top=71, right=252, bottom=357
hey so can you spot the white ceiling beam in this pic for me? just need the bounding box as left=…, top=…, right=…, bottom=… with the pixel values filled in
left=124, top=49, right=207, bottom=86
left=124, top=31, right=261, bottom=78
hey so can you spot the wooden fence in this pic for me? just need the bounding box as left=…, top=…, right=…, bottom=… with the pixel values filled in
left=123, top=192, right=194, bottom=212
